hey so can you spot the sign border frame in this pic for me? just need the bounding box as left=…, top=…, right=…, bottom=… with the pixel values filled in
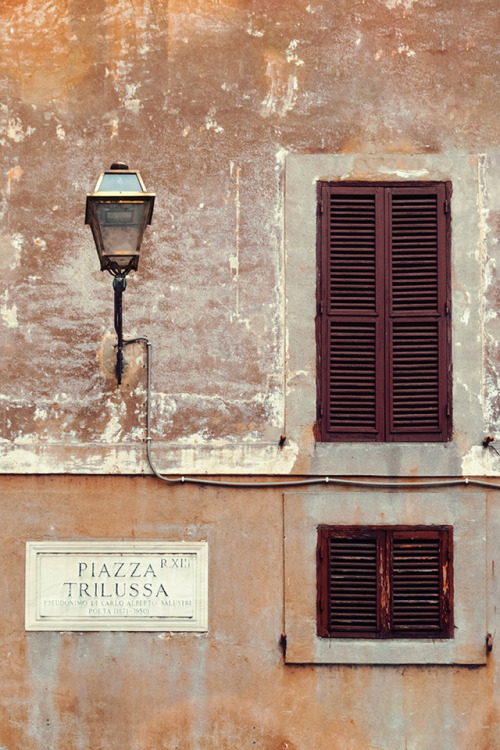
left=25, top=541, right=208, bottom=632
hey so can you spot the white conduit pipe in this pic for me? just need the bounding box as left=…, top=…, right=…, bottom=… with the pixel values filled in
left=125, top=337, right=500, bottom=492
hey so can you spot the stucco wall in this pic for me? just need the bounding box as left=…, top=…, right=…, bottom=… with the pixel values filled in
left=1, top=0, right=500, bottom=475
left=0, top=476, right=498, bottom=750
left=1, top=2, right=500, bottom=748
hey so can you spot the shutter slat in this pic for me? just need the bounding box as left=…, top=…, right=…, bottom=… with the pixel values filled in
left=328, top=320, right=377, bottom=432
left=390, top=321, right=441, bottom=432
left=390, top=193, right=439, bottom=314
left=391, top=537, right=442, bottom=632
left=328, top=536, right=378, bottom=632
left=328, top=193, right=377, bottom=313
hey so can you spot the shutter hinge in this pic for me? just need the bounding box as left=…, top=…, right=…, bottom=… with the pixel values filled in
left=319, top=199, right=324, bottom=214
left=319, top=299, right=324, bottom=315
left=446, top=402, right=450, bottom=417
left=445, top=302, right=450, bottom=315
left=444, top=198, right=450, bottom=214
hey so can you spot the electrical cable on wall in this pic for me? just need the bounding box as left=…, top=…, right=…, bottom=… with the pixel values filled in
left=126, top=337, right=500, bottom=492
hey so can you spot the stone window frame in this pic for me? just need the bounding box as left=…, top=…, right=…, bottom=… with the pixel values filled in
left=284, top=153, right=482, bottom=476
left=283, top=488, right=486, bottom=665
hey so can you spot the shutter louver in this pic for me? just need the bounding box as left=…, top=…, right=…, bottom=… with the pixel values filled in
left=328, top=193, right=377, bottom=312
left=328, top=536, right=378, bottom=634
left=390, top=194, right=439, bottom=313
left=328, top=321, right=377, bottom=432
left=391, top=535, right=442, bottom=633
left=391, top=321, right=441, bottom=432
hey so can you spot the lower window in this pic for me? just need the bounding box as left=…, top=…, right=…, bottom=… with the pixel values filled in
left=317, top=526, right=453, bottom=639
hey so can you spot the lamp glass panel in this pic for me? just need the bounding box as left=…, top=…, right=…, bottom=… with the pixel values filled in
left=99, top=172, right=142, bottom=192
left=96, top=201, right=148, bottom=260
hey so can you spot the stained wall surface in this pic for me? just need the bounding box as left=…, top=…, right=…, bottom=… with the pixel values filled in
left=0, top=0, right=499, bottom=474
left=1, top=0, right=500, bottom=748
left=0, top=475, right=498, bottom=750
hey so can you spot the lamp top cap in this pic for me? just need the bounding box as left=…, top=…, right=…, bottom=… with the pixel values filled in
left=110, top=162, right=129, bottom=170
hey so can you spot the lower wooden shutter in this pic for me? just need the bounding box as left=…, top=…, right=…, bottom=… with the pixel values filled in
left=327, top=533, right=379, bottom=635
left=317, top=526, right=453, bottom=639
left=391, top=531, right=443, bottom=634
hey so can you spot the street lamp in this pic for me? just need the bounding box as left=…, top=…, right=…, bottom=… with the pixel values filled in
left=85, top=162, right=155, bottom=384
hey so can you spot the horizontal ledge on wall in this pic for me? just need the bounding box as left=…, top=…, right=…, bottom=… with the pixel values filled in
left=1, top=441, right=499, bottom=477
left=0, top=441, right=299, bottom=475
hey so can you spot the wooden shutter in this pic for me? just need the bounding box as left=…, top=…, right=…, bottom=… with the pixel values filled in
left=390, top=530, right=452, bottom=635
left=317, top=526, right=453, bottom=639
left=326, top=531, right=380, bottom=636
left=387, top=186, right=450, bottom=441
left=319, top=187, right=384, bottom=440
left=317, top=182, right=451, bottom=442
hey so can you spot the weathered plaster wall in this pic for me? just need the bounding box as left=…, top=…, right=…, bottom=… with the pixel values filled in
left=0, top=475, right=498, bottom=750
left=0, top=0, right=499, bottom=473
left=1, top=3, right=500, bottom=745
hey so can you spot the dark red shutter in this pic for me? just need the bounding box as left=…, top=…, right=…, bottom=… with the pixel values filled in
left=317, top=526, right=453, bottom=639
left=387, top=186, right=450, bottom=441
left=320, top=187, right=384, bottom=440
left=327, top=532, right=379, bottom=635
left=318, top=182, right=451, bottom=442
left=317, top=527, right=382, bottom=638
left=391, top=531, right=444, bottom=634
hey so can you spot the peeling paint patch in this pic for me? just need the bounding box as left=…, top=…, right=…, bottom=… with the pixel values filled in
left=286, top=40, right=305, bottom=66
left=6, top=166, right=24, bottom=196
left=382, top=0, right=418, bottom=9
left=246, top=17, right=264, bottom=37
left=261, top=53, right=299, bottom=118
left=5, top=116, right=35, bottom=142
left=1, top=290, right=18, bottom=327
left=204, top=107, right=224, bottom=133
left=229, top=162, right=241, bottom=315
left=123, top=83, right=142, bottom=113
left=102, top=415, right=124, bottom=442
left=462, top=445, right=500, bottom=477
left=283, top=75, right=298, bottom=115
left=109, top=118, right=119, bottom=138
left=378, top=167, right=429, bottom=179
left=396, top=44, right=416, bottom=57
left=0, top=233, right=23, bottom=270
